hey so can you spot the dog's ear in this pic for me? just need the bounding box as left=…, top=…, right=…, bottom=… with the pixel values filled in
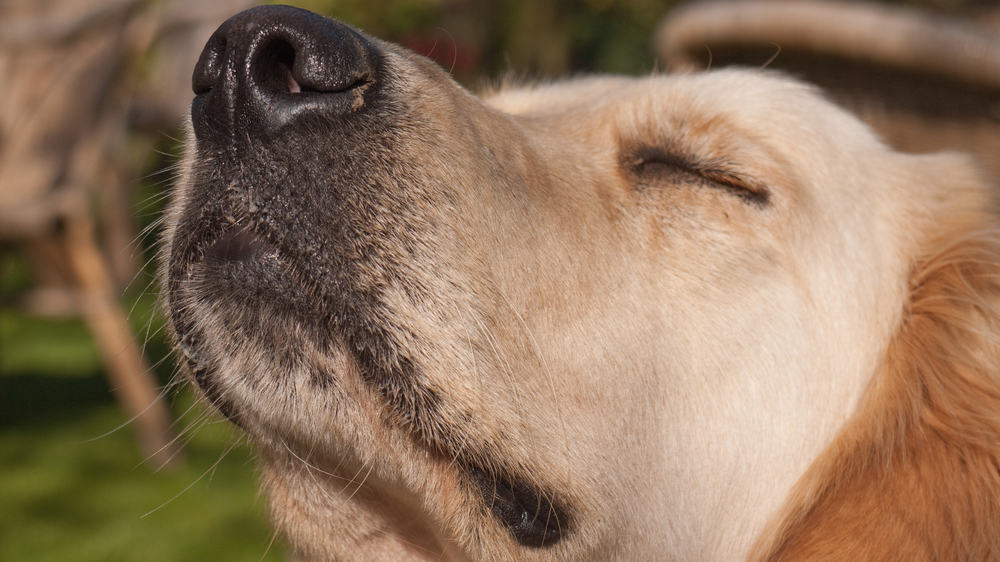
left=750, top=155, right=1000, bottom=560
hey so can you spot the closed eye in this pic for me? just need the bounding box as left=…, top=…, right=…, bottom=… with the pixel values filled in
left=627, top=147, right=770, bottom=207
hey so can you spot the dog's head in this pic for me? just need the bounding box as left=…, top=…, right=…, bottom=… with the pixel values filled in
left=161, top=6, right=1000, bottom=560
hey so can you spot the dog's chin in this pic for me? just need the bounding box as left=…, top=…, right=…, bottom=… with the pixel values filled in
left=169, top=224, right=343, bottom=426
left=202, top=226, right=270, bottom=265
left=187, top=220, right=337, bottom=331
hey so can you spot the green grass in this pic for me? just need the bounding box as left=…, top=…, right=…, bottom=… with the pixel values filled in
left=0, top=281, right=283, bottom=561
left=0, top=398, right=282, bottom=562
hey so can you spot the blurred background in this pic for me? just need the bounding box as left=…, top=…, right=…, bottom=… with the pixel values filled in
left=1, top=0, right=997, bottom=559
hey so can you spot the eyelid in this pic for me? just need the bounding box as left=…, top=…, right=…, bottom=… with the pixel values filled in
left=627, top=148, right=770, bottom=207
left=696, top=166, right=770, bottom=206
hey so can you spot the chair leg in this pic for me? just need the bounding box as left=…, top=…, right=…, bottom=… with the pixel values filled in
left=62, top=214, right=181, bottom=468
left=100, top=166, right=142, bottom=287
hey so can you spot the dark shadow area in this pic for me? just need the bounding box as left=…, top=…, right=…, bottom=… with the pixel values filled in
left=0, top=371, right=114, bottom=427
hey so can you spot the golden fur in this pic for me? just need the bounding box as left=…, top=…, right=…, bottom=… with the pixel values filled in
left=752, top=205, right=1000, bottom=560
left=164, top=21, right=1000, bottom=559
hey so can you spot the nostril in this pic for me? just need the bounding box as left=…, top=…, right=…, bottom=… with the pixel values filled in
left=254, top=36, right=371, bottom=97
left=253, top=38, right=299, bottom=96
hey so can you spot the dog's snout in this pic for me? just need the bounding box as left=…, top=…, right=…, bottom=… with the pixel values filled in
left=191, top=5, right=379, bottom=140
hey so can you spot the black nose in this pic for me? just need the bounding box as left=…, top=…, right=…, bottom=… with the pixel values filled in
left=191, top=5, right=379, bottom=141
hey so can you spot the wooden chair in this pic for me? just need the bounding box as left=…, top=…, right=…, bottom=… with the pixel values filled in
left=1, top=0, right=258, bottom=468
left=0, top=0, right=184, bottom=467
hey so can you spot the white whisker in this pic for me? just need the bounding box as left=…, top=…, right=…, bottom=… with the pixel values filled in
left=140, top=439, right=239, bottom=518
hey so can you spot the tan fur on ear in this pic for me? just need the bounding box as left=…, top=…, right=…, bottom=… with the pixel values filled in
left=751, top=184, right=1000, bottom=560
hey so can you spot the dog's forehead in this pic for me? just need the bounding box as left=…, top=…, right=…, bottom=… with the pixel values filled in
left=485, top=70, right=880, bottom=153
left=480, top=70, right=881, bottom=207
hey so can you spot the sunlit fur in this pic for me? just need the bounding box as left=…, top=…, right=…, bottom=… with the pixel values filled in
left=752, top=207, right=1000, bottom=560
left=164, top=48, right=1000, bottom=560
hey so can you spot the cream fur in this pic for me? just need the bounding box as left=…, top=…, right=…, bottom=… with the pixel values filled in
left=163, top=50, right=1000, bottom=561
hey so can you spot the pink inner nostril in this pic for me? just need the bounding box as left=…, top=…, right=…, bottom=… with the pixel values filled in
left=284, top=64, right=301, bottom=94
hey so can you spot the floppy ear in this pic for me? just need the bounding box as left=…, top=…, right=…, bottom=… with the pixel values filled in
left=750, top=156, right=1000, bottom=560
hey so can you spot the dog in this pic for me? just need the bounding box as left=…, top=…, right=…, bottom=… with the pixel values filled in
left=161, top=5, right=1000, bottom=560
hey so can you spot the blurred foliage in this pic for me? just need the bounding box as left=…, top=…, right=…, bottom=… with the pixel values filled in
left=277, top=0, right=996, bottom=86
left=276, top=0, right=679, bottom=83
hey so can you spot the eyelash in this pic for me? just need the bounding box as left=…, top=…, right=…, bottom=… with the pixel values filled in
left=628, top=150, right=770, bottom=206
